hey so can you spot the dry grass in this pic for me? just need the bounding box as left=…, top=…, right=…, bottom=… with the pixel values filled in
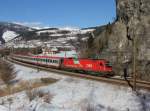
left=0, top=60, right=17, bottom=85
left=0, top=78, right=57, bottom=97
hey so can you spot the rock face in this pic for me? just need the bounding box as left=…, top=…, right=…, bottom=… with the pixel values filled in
left=115, top=0, right=150, bottom=80
left=116, top=0, right=150, bottom=61
left=84, top=0, right=150, bottom=80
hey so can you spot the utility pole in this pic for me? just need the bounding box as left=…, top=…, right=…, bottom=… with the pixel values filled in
left=11, top=45, right=14, bottom=54
left=133, top=32, right=137, bottom=91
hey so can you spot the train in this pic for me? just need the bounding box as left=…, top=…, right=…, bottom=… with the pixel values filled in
left=10, top=54, right=114, bottom=76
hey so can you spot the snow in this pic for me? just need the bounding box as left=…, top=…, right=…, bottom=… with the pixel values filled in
left=80, top=29, right=95, bottom=34
left=50, top=34, right=64, bottom=37
left=14, top=64, right=65, bottom=80
left=37, top=30, right=57, bottom=34
left=0, top=62, right=150, bottom=111
left=2, top=31, right=18, bottom=42
left=0, top=105, right=8, bottom=111
left=59, top=27, right=80, bottom=31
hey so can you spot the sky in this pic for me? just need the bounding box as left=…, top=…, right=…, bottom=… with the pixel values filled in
left=0, top=0, right=116, bottom=28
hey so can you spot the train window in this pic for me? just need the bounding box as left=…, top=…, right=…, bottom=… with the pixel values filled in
left=56, top=60, right=58, bottom=63
left=54, top=60, right=56, bottom=63
left=53, top=60, right=58, bottom=63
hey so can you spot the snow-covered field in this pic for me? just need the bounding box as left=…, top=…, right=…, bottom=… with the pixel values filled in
left=0, top=64, right=150, bottom=111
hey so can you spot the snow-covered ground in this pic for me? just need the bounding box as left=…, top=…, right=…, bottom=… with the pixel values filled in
left=0, top=64, right=150, bottom=111
left=2, top=30, right=18, bottom=42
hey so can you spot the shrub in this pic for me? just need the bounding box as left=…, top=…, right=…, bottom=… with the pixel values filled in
left=40, top=77, right=57, bottom=84
left=26, top=89, right=54, bottom=103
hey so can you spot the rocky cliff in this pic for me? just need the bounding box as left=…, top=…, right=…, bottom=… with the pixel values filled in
left=84, top=0, right=150, bottom=80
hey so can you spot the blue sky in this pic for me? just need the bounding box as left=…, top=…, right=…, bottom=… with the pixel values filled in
left=0, top=0, right=116, bottom=28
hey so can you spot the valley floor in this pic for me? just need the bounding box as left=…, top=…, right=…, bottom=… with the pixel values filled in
left=0, top=63, right=150, bottom=111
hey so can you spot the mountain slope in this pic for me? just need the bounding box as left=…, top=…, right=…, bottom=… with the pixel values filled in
left=0, top=22, right=35, bottom=43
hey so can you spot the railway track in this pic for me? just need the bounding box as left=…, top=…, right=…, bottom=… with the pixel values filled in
left=7, top=57, right=150, bottom=91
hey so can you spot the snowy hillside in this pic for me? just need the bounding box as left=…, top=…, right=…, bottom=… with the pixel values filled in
left=2, top=30, right=18, bottom=42
left=4, top=27, right=95, bottom=49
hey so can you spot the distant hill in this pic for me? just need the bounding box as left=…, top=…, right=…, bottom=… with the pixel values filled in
left=1, top=22, right=95, bottom=50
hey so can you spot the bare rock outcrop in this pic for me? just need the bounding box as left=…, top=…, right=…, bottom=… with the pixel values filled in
left=84, top=0, right=150, bottom=80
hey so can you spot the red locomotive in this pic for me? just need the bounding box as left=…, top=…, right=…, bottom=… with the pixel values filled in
left=62, top=58, right=112, bottom=73
left=11, top=54, right=113, bottom=76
